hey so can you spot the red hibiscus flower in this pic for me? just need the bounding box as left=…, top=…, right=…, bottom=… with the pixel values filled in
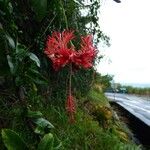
left=44, top=30, right=97, bottom=70
left=73, top=35, right=97, bottom=69
left=44, top=30, right=97, bottom=123
left=44, top=30, right=75, bottom=70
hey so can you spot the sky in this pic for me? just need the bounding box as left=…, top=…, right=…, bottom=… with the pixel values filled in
left=97, top=0, right=150, bottom=85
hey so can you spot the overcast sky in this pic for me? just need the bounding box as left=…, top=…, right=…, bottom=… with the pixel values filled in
left=97, top=0, right=150, bottom=85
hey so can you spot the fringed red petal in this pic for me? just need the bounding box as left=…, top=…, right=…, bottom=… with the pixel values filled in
left=44, top=30, right=75, bottom=70
left=44, top=31, right=97, bottom=71
left=73, top=35, right=97, bottom=69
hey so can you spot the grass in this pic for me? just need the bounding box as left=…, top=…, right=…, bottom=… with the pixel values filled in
left=38, top=87, right=141, bottom=150
left=87, top=88, right=109, bottom=106
left=0, top=88, right=142, bottom=150
left=39, top=105, right=141, bottom=150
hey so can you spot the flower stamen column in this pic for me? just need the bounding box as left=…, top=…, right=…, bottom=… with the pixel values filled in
left=65, top=63, right=76, bottom=123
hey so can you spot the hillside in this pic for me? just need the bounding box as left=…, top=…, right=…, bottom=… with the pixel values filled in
left=0, top=0, right=141, bottom=149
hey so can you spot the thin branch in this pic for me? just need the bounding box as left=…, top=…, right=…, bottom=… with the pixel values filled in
left=40, top=14, right=57, bottom=38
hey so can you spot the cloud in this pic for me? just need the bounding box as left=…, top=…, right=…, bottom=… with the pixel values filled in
left=97, top=0, right=150, bottom=84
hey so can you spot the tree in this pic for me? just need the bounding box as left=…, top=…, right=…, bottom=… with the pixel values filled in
left=95, top=72, right=113, bottom=91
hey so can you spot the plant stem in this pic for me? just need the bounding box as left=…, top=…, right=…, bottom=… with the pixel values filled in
left=59, top=0, right=69, bottom=30
left=60, top=0, right=75, bottom=123
left=69, top=63, right=72, bottom=96
left=60, top=0, right=73, bottom=95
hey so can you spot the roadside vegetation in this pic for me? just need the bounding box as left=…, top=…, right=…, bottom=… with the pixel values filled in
left=112, top=83, right=150, bottom=96
left=0, top=0, right=141, bottom=149
left=125, top=86, right=150, bottom=97
left=0, top=85, right=141, bottom=150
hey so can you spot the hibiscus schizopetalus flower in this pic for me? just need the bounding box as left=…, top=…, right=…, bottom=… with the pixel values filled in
left=44, top=30, right=97, bottom=123
left=44, top=30, right=97, bottom=70
left=73, top=35, right=97, bottom=68
left=44, top=30, right=75, bottom=71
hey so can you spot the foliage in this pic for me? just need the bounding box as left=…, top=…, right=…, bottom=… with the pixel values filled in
left=27, top=110, right=54, bottom=135
left=1, top=129, right=62, bottom=150
left=114, top=84, right=150, bottom=96
left=37, top=133, right=54, bottom=150
left=125, top=86, right=150, bottom=96
left=1, top=88, right=141, bottom=150
left=0, top=0, right=108, bottom=103
left=39, top=90, right=141, bottom=150
left=0, top=0, right=140, bottom=149
left=1, top=129, right=28, bottom=150
left=37, top=133, right=62, bottom=150
left=94, top=72, right=113, bottom=91
left=87, top=88, right=109, bottom=105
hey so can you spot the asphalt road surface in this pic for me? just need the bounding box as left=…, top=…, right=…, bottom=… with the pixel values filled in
left=105, top=93, right=150, bottom=126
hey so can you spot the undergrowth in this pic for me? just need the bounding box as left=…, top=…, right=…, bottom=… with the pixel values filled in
left=41, top=106, right=141, bottom=150
left=0, top=0, right=141, bottom=149
left=0, top=88, right=141, bottom=150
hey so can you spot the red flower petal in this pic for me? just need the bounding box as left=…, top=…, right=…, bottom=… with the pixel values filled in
left=44, top=30, right=75, bottom=70
left=44, top=31, right=97, bottom=70
left=73, top=35, right=97, bottom=69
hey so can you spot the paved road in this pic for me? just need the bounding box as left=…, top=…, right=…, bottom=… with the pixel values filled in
left=105, top=93, right=150, bottom=126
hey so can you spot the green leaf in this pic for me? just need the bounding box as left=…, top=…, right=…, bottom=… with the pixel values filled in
left=28, top=52, right=40, bottom=67
left=6, top=35, right=15, bottom=49
left=37, top=133, right=54, bottom=150
left=26, top=68, right=48, bottom=85
left=27, top=110, right=43, bottom=119
left=6, top=55, right=14, bottom=74
left=16, top=43, right=27, bottom=54
left=53, top=134, right=62, bottom=150
left=34, top=118, right=54, bottom=135
left=15, top=43, right=28, bottom=61
left=1, top=129, right=28, bottom=150
left=26, top=74, right=48, bottom=85
left=30, top=0, right=47, bottom=21
left=35, top=118, right=54, bottom=129
left=34, top=126, right=45, bottom=135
